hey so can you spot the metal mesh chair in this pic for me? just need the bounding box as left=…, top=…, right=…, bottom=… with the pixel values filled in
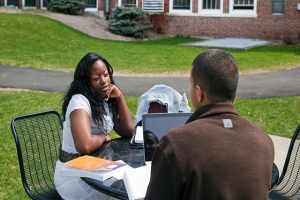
left=11, top=110, right=63, bottom=200
left=269, top=124, right=300, bottom=199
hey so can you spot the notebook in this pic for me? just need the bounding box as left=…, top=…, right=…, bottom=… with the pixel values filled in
left=142, top=112, right=192, bottom=162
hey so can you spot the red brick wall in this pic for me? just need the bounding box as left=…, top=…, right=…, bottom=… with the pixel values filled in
left=36, top=0, right=40, bottom=8
left=164, top=0, right=169, bottom=12
left=223, top=0, right=229, bottom=13
left=108, top=0, right=118, bottom=18
left=147, top=0, right=300, bottom=41
left=99, top=0, right=105, bottom=11
left=14, top=0, right=299, bottom=41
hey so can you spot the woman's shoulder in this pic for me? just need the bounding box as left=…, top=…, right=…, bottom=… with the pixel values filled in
left=69, top=94, right=90, bottom=107
left=71, top=94, right=88, bottom=101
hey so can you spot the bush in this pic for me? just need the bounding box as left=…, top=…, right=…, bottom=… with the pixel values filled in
left=48, top=0, right=86, bottom=15
left=109, top=6, right=152, bottom=39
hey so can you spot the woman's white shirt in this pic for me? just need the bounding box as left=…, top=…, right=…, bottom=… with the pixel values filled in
left=61, top=94, right=114, bottom=154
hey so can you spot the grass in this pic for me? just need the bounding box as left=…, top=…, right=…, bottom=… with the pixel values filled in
left=1, top=90, right=300, bottom=199
left=0, top=11, right=300, bottom=199
left=0, top=13, right=300, bottom=76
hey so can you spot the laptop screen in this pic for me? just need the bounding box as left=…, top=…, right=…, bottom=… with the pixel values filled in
left=142, top=112, right=192, bottom=162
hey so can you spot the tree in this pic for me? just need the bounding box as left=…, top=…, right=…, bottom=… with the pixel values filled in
left=48, top=0, right=86, bottom=15
left=109, top=6, right=152, bottom=39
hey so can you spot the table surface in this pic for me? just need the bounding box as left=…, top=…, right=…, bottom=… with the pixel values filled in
left=83, top=137, right=144, bottom=199
left=83, top=137, right=279, bottom=199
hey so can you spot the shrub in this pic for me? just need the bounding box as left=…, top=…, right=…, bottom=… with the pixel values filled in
left=109, top=6, right=152, bottom=39
left=48, top=0, right=86, bottom=15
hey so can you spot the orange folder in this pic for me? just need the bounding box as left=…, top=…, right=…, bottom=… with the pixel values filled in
left=64, top=155, right=125, bottom=171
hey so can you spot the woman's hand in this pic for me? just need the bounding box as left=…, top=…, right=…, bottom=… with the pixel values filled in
left=102, top=84, right=134, bottom=137
left=104, top=84, right=121, bottom=101
left=103, top=134, right=112, bottom=142
left=70, top=109, right=112, bottom=155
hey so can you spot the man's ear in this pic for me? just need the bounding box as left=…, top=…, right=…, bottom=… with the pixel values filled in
left=195, top=85, right=203, bottom=102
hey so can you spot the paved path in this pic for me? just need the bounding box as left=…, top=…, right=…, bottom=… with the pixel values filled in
left=1, top=65, right=300, bottom=99
left=1, top=64, right=300, bottom=174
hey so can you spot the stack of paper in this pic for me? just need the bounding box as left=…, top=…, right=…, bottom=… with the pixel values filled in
left=60, top=155, right=128, bottom=181
left=123, top=164, right=151, bottom=200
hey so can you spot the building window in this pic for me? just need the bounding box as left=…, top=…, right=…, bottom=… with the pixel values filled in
left=25, top=0, right=36, bottom=7
left=170, top=0, right=192, bottom=13
left=86, top=0, right=96, bottom=8
left=272, top=0, right=284, bottom=14
left=85, top=0, right=97, bottom=11
left=7, top=0, right=19, bottom=6
left=233, top=0, right=254, bottom=10
left=142, top=0, right=164, bottom=13
left=202, top=0, right=220, bottom=9
left=229, top=0, right=256, bottom=15
left=199, top=0, right=222, bottom=14
left=122, top=0, right=136, bottom=7
left=173, top=0, right=190, bottom=10
left=41, top=0, right=51, bottom=9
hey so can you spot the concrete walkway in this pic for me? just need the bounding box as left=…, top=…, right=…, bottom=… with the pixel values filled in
left=1, top=65, right=300, bottom=99
left=1, top=64, right=300, bottom=174
left=181, top=38, right=271, bottom=50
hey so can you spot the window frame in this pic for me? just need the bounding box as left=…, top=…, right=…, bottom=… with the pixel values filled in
left=22, top=0, right=36, bottom=8
left=118, top=0, right=138, bottom=7
left=229, top=0, right=257, bottom=15
left=198, top=0, right=223, bottom=14
left=169, top=0, right=192, bottom=13
left=84, top=0, right=98, bottom=11
left=272, top=0, right=284, bottom=14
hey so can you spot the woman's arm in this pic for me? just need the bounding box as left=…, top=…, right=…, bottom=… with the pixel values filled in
left=70, top=109, right=111, bottom=155
left=105, top=84, right=134, bottom=137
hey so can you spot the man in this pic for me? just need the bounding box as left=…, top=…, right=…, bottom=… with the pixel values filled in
left=144, top=49, right=274, bottom=200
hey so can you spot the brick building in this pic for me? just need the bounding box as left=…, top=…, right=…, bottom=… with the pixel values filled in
left=1, top=0, right=300, bottom=42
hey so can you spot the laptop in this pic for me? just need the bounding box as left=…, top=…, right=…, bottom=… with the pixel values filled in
left=142, top=112, right=192, bottom=162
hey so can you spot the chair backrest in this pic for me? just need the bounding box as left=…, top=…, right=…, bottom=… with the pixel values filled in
left=11, top=110, right=63, bottom=200
left=269, top=124, right=300, bottom=199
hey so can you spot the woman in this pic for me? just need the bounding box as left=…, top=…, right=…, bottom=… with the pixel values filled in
left=54, top=52, right=134, bottom=199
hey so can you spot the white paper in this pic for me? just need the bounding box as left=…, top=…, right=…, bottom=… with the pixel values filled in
left=123, top=164, right=151, bottom=200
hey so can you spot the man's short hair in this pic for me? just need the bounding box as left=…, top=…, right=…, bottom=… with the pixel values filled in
left=191, top=49, right=239, bottom=102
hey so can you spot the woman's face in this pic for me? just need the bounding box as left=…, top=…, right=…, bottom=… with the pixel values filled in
left=89, top=60, right=111, bottom=99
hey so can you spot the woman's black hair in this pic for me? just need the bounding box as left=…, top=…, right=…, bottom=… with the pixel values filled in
left=62, top=52, right=118, bottom=127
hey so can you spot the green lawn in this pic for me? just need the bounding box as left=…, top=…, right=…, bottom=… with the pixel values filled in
left=1, top=12, right=300, bottom=75
left=0, top=11, right=300, bottom=199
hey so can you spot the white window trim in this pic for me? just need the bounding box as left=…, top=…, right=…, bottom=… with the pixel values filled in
left=22, top=0, right=36, bottom=9
left=272, top=0, right=284, bottom=14
left=169, top=0, right=193, bottom=14
left=166, top=0, right=256, bottom=17
left=166, top=13, right=257, bottom=17
left=85, top=0, right=98, bottom=12
left=41, top=0, right=47, bottom=9
left=118, top=0, right=138, bottom=7
left=85, top=7, right=98, bottom=12
left=229, top=0, right=257, bottom=15
left=198, top=0, right=223, bottom=14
